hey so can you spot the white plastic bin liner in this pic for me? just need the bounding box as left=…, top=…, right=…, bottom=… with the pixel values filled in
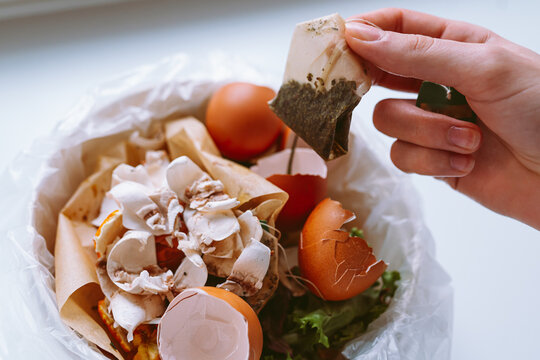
left=0, top=53, right=452, bottom=360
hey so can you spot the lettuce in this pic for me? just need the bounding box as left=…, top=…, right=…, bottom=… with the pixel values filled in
left=260, top=270, right=400, bottom=360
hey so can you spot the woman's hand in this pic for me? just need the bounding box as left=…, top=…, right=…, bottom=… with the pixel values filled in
left=345, top=8, right=540, bottom=230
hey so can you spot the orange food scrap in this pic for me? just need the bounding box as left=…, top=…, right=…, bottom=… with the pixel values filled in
left=97, top=299, right=132, bottom=353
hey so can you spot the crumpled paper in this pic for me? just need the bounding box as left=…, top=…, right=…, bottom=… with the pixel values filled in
left=0, top=53, right=453, bottom=360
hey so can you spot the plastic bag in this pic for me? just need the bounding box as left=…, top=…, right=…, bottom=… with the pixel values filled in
left=0, top=53, right=453, bottom=360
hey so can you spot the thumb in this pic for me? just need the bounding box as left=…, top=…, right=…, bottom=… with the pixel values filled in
left=345, top=21, right=485, bottom=92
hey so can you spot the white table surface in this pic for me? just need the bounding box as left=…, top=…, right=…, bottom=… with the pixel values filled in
left=1, top=0, right=539, bottom=359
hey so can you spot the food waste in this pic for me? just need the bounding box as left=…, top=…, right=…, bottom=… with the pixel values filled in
left=54, top=13, right=400, bottom=360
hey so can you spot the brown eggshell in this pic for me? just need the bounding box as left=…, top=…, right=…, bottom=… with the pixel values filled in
left=299, top=198, right=387, bottom=301
left=157, top=287, right=263, bottom=360
left=202, top=287, right=263, bottom=360
left=267, top=174, right=326, bottom=232
left=251, top=148, right=327, bottom=232
left=206, top=82, right=284, bottom=161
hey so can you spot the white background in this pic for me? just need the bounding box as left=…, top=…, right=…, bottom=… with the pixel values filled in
left=1, top=0, right=539, bottom=359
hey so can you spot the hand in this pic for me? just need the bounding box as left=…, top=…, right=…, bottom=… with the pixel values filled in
left=345, top=8, right=540, bottom=230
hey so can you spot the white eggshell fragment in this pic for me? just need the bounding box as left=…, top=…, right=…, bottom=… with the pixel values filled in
left=148, top=188, right=184, bottom=235
left=109, top=181, right=157, bottom=231
left=218, top=240, right=271, bottom=297
left=172, top=257, right=208, bottom=291
left=166, top=156, right=207, bottom=202
left=250, top=148, right=327, bottom=178
left=93, top=210, right=124, bottom=259
left=112, top=163, right=154, bottom=189
left=106, top=230, right=172, bottom=295
left=184, top=208, right=240, bottom=246
left=144, top=150, right=170, bottom=189
left=109, top=182, right=182, bottom=235
left=109, top=291, right=165, bottom=342
left=96, top=260, right=120, bottom=301
left=158, top=288, right=250, bottom=360
left=167, top=155, right=239, bottom=211
left=129, top=129, right=165, bottom=150
left=237, top=210, right=263, bottom=247
left=91, top=192, right=121, bottom=227
left=176, top=234, right=205, bottom=268
left=186, top=177, right=239, bottom=211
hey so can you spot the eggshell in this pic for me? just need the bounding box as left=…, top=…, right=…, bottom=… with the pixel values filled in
left=93, top=210, right=124, bottom=259
left=202, top=286, right=263, bottom=359
left=298, top=198, right=387, bottom=301
left=106, top=230, right=172, bottom=295
left=157, top=287, right=263, bottom=360
left=206, top=82, right=283, bottom=161
left=251, top=148, right=327, bottom=232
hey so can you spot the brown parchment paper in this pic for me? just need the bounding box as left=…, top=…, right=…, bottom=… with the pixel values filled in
left=55, top=155, right=124, bottom=359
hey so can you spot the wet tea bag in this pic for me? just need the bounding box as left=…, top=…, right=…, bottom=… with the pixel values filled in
left=270, top=13, right=371, bottom=160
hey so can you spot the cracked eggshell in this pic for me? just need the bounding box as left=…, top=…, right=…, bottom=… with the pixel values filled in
left=177, top=235, right=206, bottom=268
left=184, top=208, right=240, bottom=245
left=219, top=240, right=271, bottom=297
left=172, top=257, right=208, bottom=291
left=91, top=192, right=120, bottom=228
left=109, top=181, right=156, bottom=232
left=144, top=150, right=170, bottom=189
left=109, top=291, right=165, bottom=342
left=93, top=210, right=124, bottom=259
left=126, top=126, right=166, bottom=165
left=111, top=150, right=169, bottom=190
left=299, top=198, right=386, bottom=301
left=95, top=260, right=119, bottom=301
left=237, top=210, right=263, bottom=247
left=129, top=129, right=165, bottom=151
left=283, top=13, right=370, bottom=97
left=147, top=188, right=184, bottom=234
left=106, top=230, right=156, bottom=273
left=166, top=156, right=206, bottom=202
left=106, top=230, right=165, bottom=294
left=157, top=287, right=262, bottom=360
left=205, top=82, right=284, bottom=161
left=197, top=197, right=240, bottom=212
left=251, top=148, right=327, bottom=232
left=203, top=233, right=243, bottom=259
left=112, top=163, right=154, bottom=189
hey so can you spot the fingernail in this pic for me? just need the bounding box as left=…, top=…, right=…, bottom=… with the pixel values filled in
left=450, top=154, right=475, bottom=173
left=345, top=22, right=383, bottom=41
left=447, top=126, right=480, bottom=151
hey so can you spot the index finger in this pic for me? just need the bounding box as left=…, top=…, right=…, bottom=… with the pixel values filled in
left=347, top=8, right=495, bottom=43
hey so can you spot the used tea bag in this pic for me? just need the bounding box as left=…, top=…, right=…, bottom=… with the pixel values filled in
left=270, top=13, right=371, bottom=160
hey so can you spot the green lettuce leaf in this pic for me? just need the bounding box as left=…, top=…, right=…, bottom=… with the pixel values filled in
left=260, top=270, right=401, bottom=359
left=349, top=227, right=365, bottom=239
